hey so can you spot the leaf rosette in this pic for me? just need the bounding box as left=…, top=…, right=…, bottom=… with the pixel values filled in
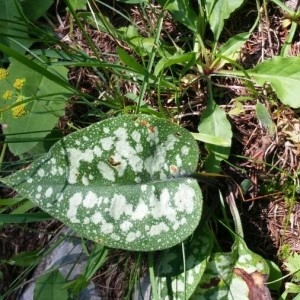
left=1, top=114, right=202, bottom=251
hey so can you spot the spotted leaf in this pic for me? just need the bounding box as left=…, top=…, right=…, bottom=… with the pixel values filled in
left=155, top=223, right=213, bottom=299
left=191, top=239, right=271, bottom=300
left=1, top=114, right=202, bottom=251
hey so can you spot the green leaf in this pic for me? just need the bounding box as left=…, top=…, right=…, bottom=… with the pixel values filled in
left=0, top=212, right=52, bottom=223
left=204, top=144, right=231, bottom=173
left=250, top=57, right=300, bottom=108
left=197, top=103, right=232, bottom=147
left=206, top=0, right=244, bottom=42
left=197, top=102, right=232, bottom=173
left=154, top=53, right=196, bottom=76
left=34, top=269, right=68, bottom=300
left=1, top=114, right=203, bottom=251
left=0, top=57, right=70, bottom=156
left=284, top=254, right=300, bottom=282
left=0, top=0, right=32, bottom=53
left=21, top=0, right=53, bottom=21
left=265, top=259, right=282, bottom=292
left=84, top=244, right=108, bottom=280
left=117, top=47, right=149, bottom=75
left=157, top=0, right=198, bottom=33
left=7, top=250, right=41, bottom=267
left=128, top=37, right=156, bottom=56
left=192, top=239, right=271, bottom=299
left=216, top=32, right=250, bottom=69
left=116, top=0, right=148, bottom=3
left=255, top=102, right=276, bottom=135
left=68, top=0, right=88, bottom=11
left=155, top=224, right=213, bottom=299
left=0, top=43, right=73, bottom=90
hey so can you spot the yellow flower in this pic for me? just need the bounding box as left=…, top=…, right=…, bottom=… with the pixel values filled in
left=12, top=95, right=27, bottom=118
left=2, top=90, right=13, bottom=99
left=13, top=78, right=26, bottom=90
left=12, top=105, right=27, bottom=118
left=0, top=68, right=8, bottom=80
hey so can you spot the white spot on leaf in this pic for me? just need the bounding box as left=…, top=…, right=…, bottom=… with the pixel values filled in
left=181, top=145, right=189, bottom=155
left=38, top=169, right=45, bottom=177
left=131, top=130, right=141, bottom=143
left=66, top=192, right=83, bottom=223
left=126, top=231, right=141, bottom=242
left=97, top=161, right=115, bottom=182
left=132, top=201, right=149, bottom=220
left=120, top=220, right=133, bottom=232
left=66, top=148, right=95, bottom=184
left=45, top=187, right=53, bottom=198
left=83, top=191, right=100, bottom=208
left=149, top=222, right=169, bottom=236
left=109, top=194, right=132, bottom=220
left=82, top=175, right=89, bottom=186
left=101, top=136, right=115, bottom=151
left=174, top=184, right=195, bottom=213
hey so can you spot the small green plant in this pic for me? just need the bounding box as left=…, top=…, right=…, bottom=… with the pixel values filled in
left=280, top=253, right=300, bottom=299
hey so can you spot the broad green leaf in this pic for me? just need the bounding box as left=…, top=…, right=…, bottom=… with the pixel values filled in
left=197, top=102, right=232, bottom=173
left=282, top=283, right=300, bottom=298
left=265, top=259, right=282, bottom=292
left=68, top=0, right=88, bottom=10
left=21, top=0, right=53, bottom=21
left=192, top=239, right=271, bottom=299
left=7, top=250, right=41, bottom=267
left=284, top=254, right=300, bottom=282
left=255, top=102, right=276, bottom=135
left=116, top=0, right=148, bottom=3
left=0, top=0, right=32, bottom=54
left=117, top=47, right=150, bottom=75
left=0, top=58, right=69, bottom=156
left=1, top=114, right=202, bottom=251
left=155, top=224, right=213, bottom=299
left=215, top=32, right=250, bottom=69
left=206, top=0, right=244, bottom=42
left=157, top=0, right=198, bottom=33
left=204, top=144, right=231, bottom=174
left=154, top=53, right=196, bottom=76
left=197, top=103, right=232, bottom=147
left=0, top=43, right=73, bottom=91
left=191, top=133, right=230, bottom=147
left=250, top=57, right=300, bottom=108
left=0, top=213, right=52, bottom=223
left=129, top=37, right=156, bottom=56
left=34, top=269, right=68, bottom=300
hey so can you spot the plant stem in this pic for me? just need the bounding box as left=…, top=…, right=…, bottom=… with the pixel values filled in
left=281, top=21, right=298, bottom=56
left=136, top=11, right=164, bottom=114
left=148, top=252, right=160, bottom=300
left=270, top=0, right=295, bottom=15
left=0, top=143, right=7, bottom=170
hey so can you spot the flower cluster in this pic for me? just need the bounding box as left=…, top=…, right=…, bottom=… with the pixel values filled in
left=13, top=78, right=26, bottom=90
left=0, top=68, right=28, bottom=118
left=11, top=96, right=27, bottom=118
left=0, top=68, right=8, bottom=80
